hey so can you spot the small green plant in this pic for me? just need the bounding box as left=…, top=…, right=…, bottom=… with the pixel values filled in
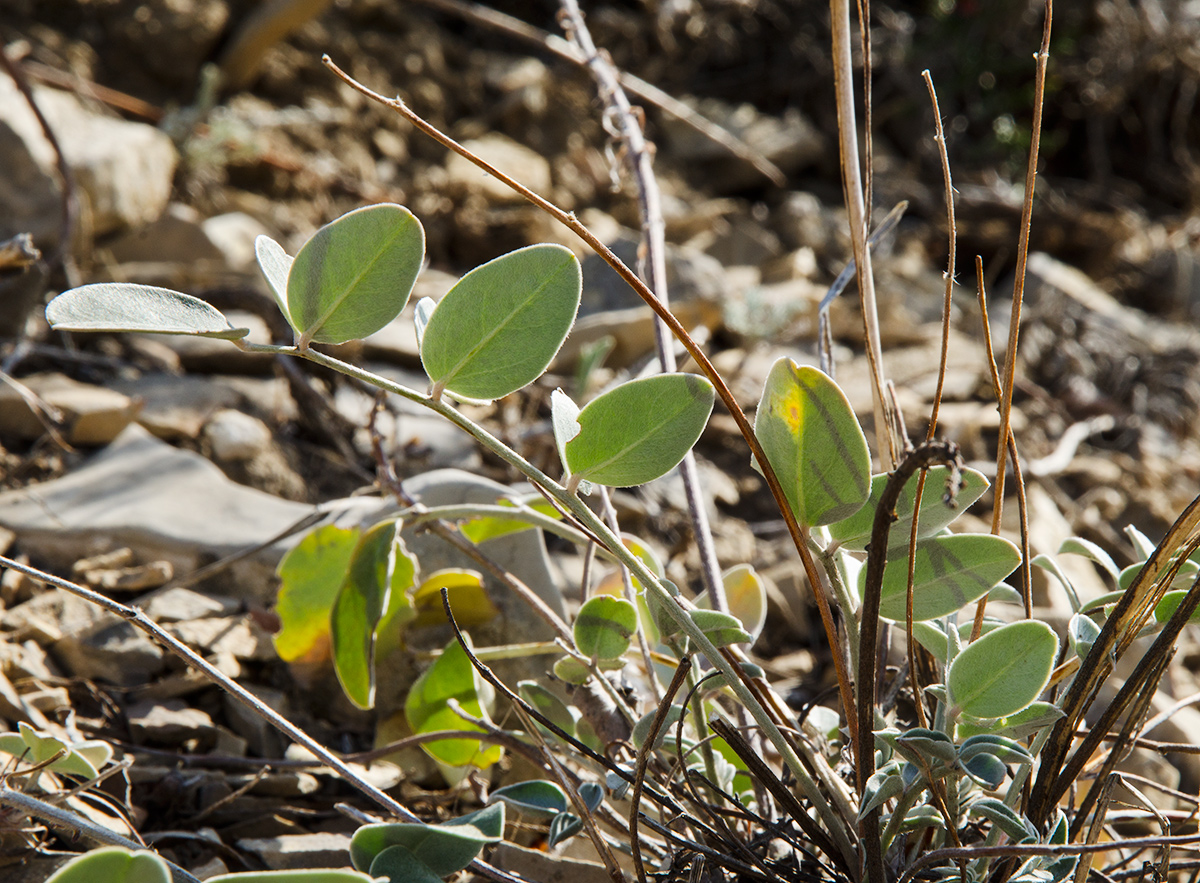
left=25, top=4, right=1200, bottom=881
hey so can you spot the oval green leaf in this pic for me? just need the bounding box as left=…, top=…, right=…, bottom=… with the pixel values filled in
left=696, top=564, right=768, bottom=643
left=948, top=620, right=1059, bottom=718
left=421, top=244, right=581, bottom=401
left=210, top=871, right=378, bottom=883
left=404, top=638, right=502, bottom=769
left=575, top=595, right=638, bottom=660
left=46, top=284, right=249, bottom=339
left=288, top=203, right=425, bottom=346
left=490, top=780, right=569, bottom=819
left=828, top=465, right=991, bottom=552
left=350, top=804, right=505, bottom=877
left=689, top=609, right=752, bottom=648
left=274, top=524, right=359, bottom=664
left=331, top=520, right=413, bottom=709
left=868, top=533, right=1022, bottom=622
left=44, top=847, right=170, bottom=883
left=367, top=846, right=443, bottom=883
left=565, top=374, right=715, bottom=488
left=518, top=680, right=577, bottom=737
left=753, top=359, right=870, bottom=526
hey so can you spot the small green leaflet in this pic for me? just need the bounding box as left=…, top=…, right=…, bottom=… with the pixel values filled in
left=866, top=533, right=1022, bottom=622
left=404, top=638, right=502, bottom=769
left=46, top=284, right=249, bottom=339
left=948, top=620, right=1059, bottom=719
left=753, top=359, right=870, bottom=526
left=288, top=203, right=425, bottom=346
left=274, top=524, right=359, bottom=664
left=575, top=595, right=638, bottom=660
left=350, top=804, right=504, bottom=877
left=828, top=465, right=990, bottom=552
left=564, top=373, right=715, bottom=489
left=421, top=244, right=581, bottom=401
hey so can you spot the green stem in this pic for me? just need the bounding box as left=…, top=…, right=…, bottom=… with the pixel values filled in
left=880, top=784, right=923, bottom=855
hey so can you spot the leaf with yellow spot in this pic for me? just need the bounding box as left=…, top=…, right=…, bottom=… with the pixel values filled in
left=411, top=569, right=497, bottom=629
left=753, top=359, right=871, bottom=527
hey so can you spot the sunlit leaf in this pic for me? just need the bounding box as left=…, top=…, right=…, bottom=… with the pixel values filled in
left=460, top=496, right=563, bottom=544
left=869, top=533, right=1022, bottom=622
left=274, top=525, right=359, bottom=664
left=518, top=680, right=576, bottom=737
left=1059, top=537, right=1120, bottom=582
left=948, top=621, right=1058, bottom=718
left=350, top=804, right=504, bottom=877
left=46, top=284, right=249, bottom=339
left=366, top=846, right=443, bottom=883
left=565, top=374, right=715, bottom=488
left=575, top=595, right=637, bottom=661
left=410, top=568, right=495, bottom=629
left=689, top=609, right=752, bottom=648
left=210, top=870, right=378, bottom=883
left=828, top=466, right=990, bottom=552
left=548, top=812, right=583, bottom=848
left=968, top=798, right=1037, bottom=842
left=753, top=360, right=870, bottom=527
left=404, top=638, right=502, bottom=769
left=696, top=564, right=768, bottom=643
left=422, top=244, right=581, bottom=401
left=44, top=847, right=170, bottom=883
left=289, top=203, right=424, bottom=346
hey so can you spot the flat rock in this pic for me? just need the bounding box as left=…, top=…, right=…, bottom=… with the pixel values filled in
left=0, top=373, right=140, bottom=445
left=140, top=311, right=275, bottom=374
left=167, top=615, right=275, bottom=661
left=1, top=76, right=177, bottom=237
left=127, top=698, right=217, bottom=746
left=237, top=832, right=353, bottom=871
left=109, top=373, right=289, bottom=441
left=205, top=409, right=273, bottom=461
left=143, top=586, right=240, bottom=623
left=0, top=425, right=316, bottom=602
left=53, top=616, right=166, bottom=686
left=0, top=78, right=61, bottom=248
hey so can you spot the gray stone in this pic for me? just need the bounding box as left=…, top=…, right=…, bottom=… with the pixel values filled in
left=143, top=311, right=275, bottom=374
left=444, top=133, right=552, bottom=204
left=0, top=425, right=316, bottom=602
left=205, top=409, right=273, bottom=461
left=201, top=211, right=274, bottom=273
left=0, top=373, right=140, bottom=445
left=127, top=699, right=217, bottom=746
left=237, top=833, right=353, bottom=871
left=0, top=75, right=177, bottom=237
left=167, top=615, right=275, bottom=661
left=579, top=232, right=728, bottom=318
left=143, top=587, right=239, bottom=623
left=223, top=684, right=288, bottom=757
left=54, top=617, right=166, bottom=686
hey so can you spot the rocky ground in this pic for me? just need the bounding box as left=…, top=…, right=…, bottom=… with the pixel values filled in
left=1, top=0, right=1200, bottom=878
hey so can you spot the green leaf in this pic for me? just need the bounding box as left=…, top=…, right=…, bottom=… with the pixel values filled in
left=548, top=812, right=584, bottom=848
left=413, top=296, right=436, bottom=350
left=574, top=595, right=638, bottom=660
left=962, top=753, right=1008, bottom=789
left=404, top=638, right=502, bottom=769
left=0, top=724, right=112, bottom=781
left=44, top=847, right=170, bottom=883
left=565, top=374, right=715, bottom=488
left=350, top=804, right=505, bottom=877
left=366, top=846, right=443, bottom=883
left=518, top=680, right=576, bottom=737
left=1068, top=612, right=1102, bottom=658
left=910, top=618, right=1006, bottom=664
left=332, top=520, right=407, bottom=709
left=1059, top=537, right=1120, bottom=581
left=948, top=621, right=1059, bottom=718
left=274, top=525, right=359, bottom=664
left=1154, top=590, right=1200, bottom=623
left=895, top=728, right=958, bottom=764
left=255, top=234, right=294, bottom=327
left=956, top=702, right=1065, bottom=740
left=409, top=568, right=495, bottom=629
left=869, top=533, right=1022, bottom=622
left=579, top=781, right=604, bottom=813
left=689, top=609, right=752, bottom=648
left=210, top=871, right=378, bottom=883
left=696, top=564, right=767, bottom=643
left=753, top=359, right=871, bottom=527
left=957, top=734, right=1034, bottom=765
left=288, top=203, right=425, bottom=346
left=969, top=797, right=1037, bottom=842
left=828, top=466, right=990, bottom=552
left=1124, top=524, right=1158, bottom=560
left=460, top=497, right=563, bottom=544
left=421, top=244, right=581, bottom=401
left=490, top=780, right=569, bottom=819
left=46, top=284, right=249, bottom=339
left=632, top=704, right=685, bottom=751
left=859, top=765, right=904, bottom=818
left=552, top=655, right=591, bottom=685
left=895, top=805, right=944, bottom=834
